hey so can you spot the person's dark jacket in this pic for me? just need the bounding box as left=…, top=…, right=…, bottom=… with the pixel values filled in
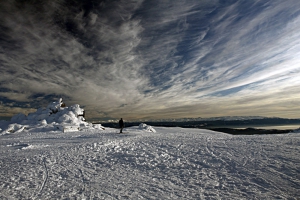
left=119, top=119, right=124, bottom=128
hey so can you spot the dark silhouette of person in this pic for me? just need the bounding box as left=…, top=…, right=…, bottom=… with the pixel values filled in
left=119, top=118, right=124, bottom=133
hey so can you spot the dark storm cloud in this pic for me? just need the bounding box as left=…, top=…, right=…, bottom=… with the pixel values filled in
left=1, top=0, right=300, bottom=120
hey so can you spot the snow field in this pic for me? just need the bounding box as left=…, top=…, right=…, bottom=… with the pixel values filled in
left=0, top=126, right=300, bottom=199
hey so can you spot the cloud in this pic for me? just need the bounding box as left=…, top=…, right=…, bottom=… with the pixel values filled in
left=129, top=0, right=300, bottom=119
left=176, top=1, right=300, bottom=95
left=0, top=0, right=148, bottom=118
left=1, top=0, right=300, bottom=120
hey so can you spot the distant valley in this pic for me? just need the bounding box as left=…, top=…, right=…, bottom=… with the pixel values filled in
left=101, top=117, right=300, bottom=135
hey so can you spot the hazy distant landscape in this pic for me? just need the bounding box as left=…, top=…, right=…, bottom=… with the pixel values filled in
left=100, top=117, right=300, bottom=135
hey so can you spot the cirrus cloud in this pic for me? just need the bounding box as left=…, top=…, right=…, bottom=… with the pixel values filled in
left=1, top=0, right=300, bottom=121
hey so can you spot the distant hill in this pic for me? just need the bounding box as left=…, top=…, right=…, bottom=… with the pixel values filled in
left=101, top=117, right=300, bottom=129
left=143, top=116, right=267, bottom=122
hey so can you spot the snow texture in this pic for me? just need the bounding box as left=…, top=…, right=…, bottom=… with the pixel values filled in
left=0, top=100, right=299, bottom=199
left=0, top=126, right=299, bottom=199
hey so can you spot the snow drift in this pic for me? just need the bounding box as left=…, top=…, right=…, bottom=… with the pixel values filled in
left=0, top=98, right=105, bottom=134
left=139, top=123, right=156, bottom=132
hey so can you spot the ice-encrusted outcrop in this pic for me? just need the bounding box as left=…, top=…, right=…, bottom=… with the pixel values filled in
left=0, top=98, right=104, bottom=134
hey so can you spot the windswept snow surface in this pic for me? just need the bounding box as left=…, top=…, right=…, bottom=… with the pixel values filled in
left=0, top=126, right=300, bottom=199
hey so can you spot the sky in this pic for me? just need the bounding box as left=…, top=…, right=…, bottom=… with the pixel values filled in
left=1, top=0, right=300, bottom=121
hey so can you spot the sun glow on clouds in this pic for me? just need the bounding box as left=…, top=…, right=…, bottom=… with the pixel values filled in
left=0, top=0, right=300, bottom=120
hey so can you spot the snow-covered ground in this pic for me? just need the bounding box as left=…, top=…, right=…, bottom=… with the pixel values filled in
left=0, top=100, right=299, bottom=199
left=1, top=126, right=300, bottom=199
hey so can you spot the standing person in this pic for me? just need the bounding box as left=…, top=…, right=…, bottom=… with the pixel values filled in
left=119, top=118, right=124, bottom=133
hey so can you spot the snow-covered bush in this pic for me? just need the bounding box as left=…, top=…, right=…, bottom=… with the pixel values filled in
left=93, top=124, right=105, bottom=130
left=40, top=119, right=47, bottom=125
left=2, top=123, right=28, bottom=133
left=0, top=98, right=92, bottom=134
left=47, top=98, right=64, bottom=114
left=139, top=123, right=156, bottom=133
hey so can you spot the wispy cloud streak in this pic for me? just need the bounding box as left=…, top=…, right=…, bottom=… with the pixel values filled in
left=1, top=0, right=300, bottom=120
